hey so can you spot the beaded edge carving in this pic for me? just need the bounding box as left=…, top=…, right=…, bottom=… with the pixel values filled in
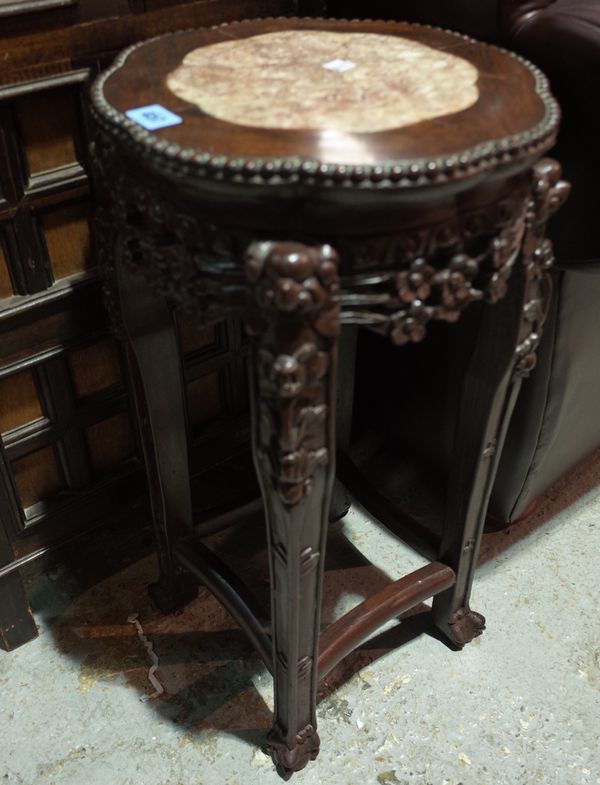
left=90, top=17, right=560, bottom=190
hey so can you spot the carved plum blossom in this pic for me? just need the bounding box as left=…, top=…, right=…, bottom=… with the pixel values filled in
left=395, top=257, right=435, bottom=304
left=532, top=237, right=554, bottom=271
left=245, top=242, right=339, bottom=323
left=484, top=217, right=527, bottom=304
left=436, top=253, right=481, bottom=320
left=486, top=235, right=512, bottom=303
left=245, top=240, right=340, bottom=508
left=258, top=343, right=329, bottom=399
left=243, top=241, right=339, bottom=776
left=514, top=159, right=570, bottom=377
left=390, top=299, right=433, bottom=345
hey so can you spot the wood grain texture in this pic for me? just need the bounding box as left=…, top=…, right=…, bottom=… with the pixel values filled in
left=98, top=17, right=555, bottom=179
left=0, top=371, right=43, bottom=434
left=12, top=445, right=63, bottom=509
left=41, top=202, right=92, bottom=279
left=318, top=562, right=456, bottom=677
left=68, top=340, right=121, bottom=398
left=0, top=241, right=13, bottom=299
left=85, top=412, right=134, bottom=473
left=0, top=0, right=282, bottom=651
left=15, top=89, right=78, bottom=175
left=1, top=0, right=297, bottom=78
left=0, top=283, right=104, bottom=368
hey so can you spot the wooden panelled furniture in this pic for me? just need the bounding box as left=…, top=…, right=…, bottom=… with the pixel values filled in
left=0, top=0, right=306, bottom=651
left=90, top=17, right=567, bottom=777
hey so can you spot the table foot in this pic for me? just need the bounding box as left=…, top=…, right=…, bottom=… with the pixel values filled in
left=266, top=724, right=320, bottom=780
left=446, top=605, right=486, bottom=648
left=245, top=240, right=339, bottom=781
left=329, top=479, right=351, bottom=521
left=113, top=262, right=196, bottom=618
left=148, top=573, right=197, bottom=615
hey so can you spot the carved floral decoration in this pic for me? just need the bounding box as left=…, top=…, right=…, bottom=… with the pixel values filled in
left=341, top=192, right=530, bottom=346
left=514, top=159, right=570, bottom=377
left=245, top=242, right=340, bottom=508
left=93, top=126, right=568, bottom=383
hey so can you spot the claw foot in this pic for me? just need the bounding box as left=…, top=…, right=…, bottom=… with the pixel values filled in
left=447, top=606, right=486, bottom=647
left=266, top=724, right=320, bottom=780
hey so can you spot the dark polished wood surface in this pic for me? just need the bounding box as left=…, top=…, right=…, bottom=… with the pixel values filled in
left=100, top=17, right=553, bottom=171
left=90, top=16, right=568, bottom=779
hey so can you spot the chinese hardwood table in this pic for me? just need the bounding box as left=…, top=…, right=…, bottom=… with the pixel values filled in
left=90, top=16, right=568, bottom=779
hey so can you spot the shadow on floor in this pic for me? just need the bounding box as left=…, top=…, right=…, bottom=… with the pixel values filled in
left=478, top=445, right=600, bottom=569
left=30, top=513, right=434, bottom=754
left=28, top=446, right=600, bottom=753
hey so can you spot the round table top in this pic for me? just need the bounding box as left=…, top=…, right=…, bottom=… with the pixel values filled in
left=91, top=17, right=559, bottom=190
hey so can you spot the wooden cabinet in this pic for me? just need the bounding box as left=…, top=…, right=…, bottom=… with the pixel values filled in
left=0, top=0, right=297, bottom=649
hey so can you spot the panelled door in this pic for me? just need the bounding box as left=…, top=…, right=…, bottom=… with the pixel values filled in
left=0, top=0, right=298, bottom=650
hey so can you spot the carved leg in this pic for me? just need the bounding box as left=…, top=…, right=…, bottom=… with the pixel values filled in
left=115, top=259, right=197, bottom=614
left=329, top=481, right=351, bottom=522
left=244, top=241, right=340, bottom=779
left=433, top=159, right=570, bottom=647
left=330, top=326, right=358, bottom=522
left=432, top=273, right=523, bottom=647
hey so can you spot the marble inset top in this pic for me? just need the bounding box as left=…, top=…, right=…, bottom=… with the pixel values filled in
left=166, top=30, right=480, bottom=135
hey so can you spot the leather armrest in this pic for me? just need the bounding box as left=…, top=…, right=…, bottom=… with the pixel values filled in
left=507, top=1, right=600, bottom=85
left=556, top=260, right=600, bottom=272
left=504, top=0, right=600, bottom=271
left=500, top=0, right=554, bottom=39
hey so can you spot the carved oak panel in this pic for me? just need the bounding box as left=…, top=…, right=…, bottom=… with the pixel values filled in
left=0, top=0, right=295, bottom=652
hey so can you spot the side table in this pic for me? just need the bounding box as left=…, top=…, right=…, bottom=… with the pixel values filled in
left=90, top=17, right=568, bottom=778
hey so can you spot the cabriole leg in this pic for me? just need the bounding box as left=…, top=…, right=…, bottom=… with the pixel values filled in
left=432, top=275, right=524, bottom=647
left=115, top=259, right=196, bottom=614
left=433, top=159, right=570, bottom=647
left=330, top=325, right=358, bottom=521
left=244, top=240, right=341, bottom=779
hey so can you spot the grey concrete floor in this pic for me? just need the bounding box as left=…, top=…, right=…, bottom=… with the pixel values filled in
left=2, top=454, right=600, bottom=785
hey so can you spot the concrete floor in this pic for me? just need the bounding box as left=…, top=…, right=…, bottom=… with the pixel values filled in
left=2, top=454, right=600, bottom=785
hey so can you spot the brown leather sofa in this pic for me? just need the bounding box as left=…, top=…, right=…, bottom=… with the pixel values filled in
left=328, top=0, right=600, bottom=524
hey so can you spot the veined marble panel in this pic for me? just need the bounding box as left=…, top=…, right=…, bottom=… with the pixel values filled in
left=166, top=30, right=480, bottom=135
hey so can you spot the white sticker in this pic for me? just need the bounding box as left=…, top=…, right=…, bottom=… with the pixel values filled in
left=125, top=104, right=182, bottom=130
left=322, top=59, right=357, bottom=73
